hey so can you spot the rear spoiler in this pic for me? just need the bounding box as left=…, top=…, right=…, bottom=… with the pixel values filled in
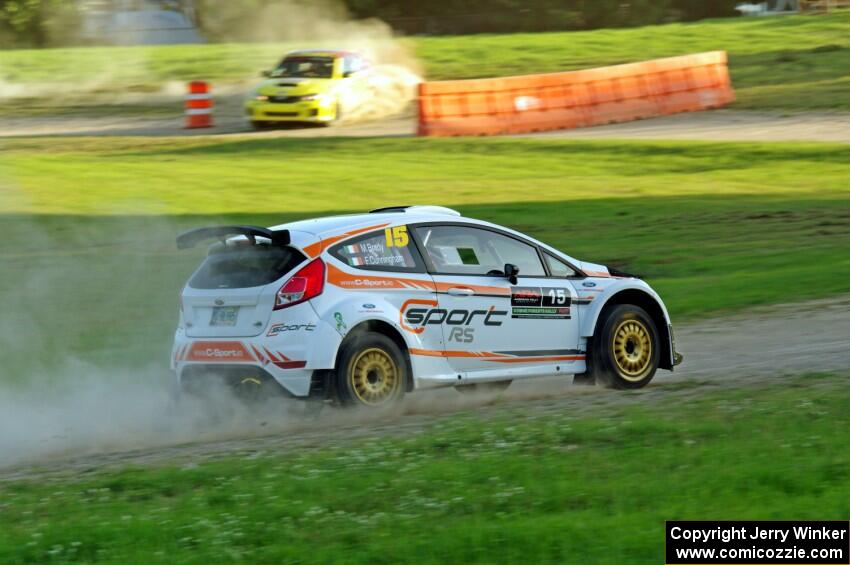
left=176, top=225, right=290, bottom=250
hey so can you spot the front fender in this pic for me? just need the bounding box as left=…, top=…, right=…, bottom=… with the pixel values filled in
left=579, top=279, right=671, bottom=338
left=578, top=278, right=679, bottom=370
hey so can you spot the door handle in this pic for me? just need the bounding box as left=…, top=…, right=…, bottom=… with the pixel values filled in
left=447, top=287, right=475, bottom=297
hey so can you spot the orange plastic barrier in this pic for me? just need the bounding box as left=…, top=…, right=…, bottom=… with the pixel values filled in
left=418, top=51, right=734, bottom=137
left=185, top=81, right=214, bottom=129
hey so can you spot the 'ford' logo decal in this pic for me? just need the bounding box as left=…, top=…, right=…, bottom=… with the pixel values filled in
left=363, top=303, right=376, bottom=309
left=582, top=282, right=597, bottom=288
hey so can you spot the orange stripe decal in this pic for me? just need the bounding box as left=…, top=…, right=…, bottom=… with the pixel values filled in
left=303, top=223, right=391, bottom=258
left=410, top=349, right=460, bottom=358
left=327, top=263, right=435, bottom=291
left=409, top=349, right=509, bottom=359
left=432, top=281, right=510, bottom=296
left=410, top=348, right=585, bottom=363
left=326, top=263, right=512, bottom=296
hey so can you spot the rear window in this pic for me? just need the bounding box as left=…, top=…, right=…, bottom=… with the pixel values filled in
left=189, top=245, right=306, bottom=289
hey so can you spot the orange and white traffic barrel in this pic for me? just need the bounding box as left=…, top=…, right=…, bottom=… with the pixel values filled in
left=185, top=81, right=213, bottom=128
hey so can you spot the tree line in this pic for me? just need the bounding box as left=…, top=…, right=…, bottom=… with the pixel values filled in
left=344, top=0, right=742, bottom=35
left=1, top=0, right=742, bottom=48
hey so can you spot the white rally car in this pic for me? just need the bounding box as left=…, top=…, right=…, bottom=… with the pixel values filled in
left=173, top=206, right=682, bottom=408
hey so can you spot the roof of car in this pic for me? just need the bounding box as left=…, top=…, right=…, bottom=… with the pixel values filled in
left=285, top=49, right=358, bottom=59
left=271, top=206, right=467, bottom=236
left=268, top=205, right=600, bottom=275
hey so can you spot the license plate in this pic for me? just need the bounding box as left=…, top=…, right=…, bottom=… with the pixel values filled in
left=210, top=306, right=239, bottom=327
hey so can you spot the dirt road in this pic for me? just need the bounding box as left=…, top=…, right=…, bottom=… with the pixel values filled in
left=2, top=295, right=847, bottom=479
left=530, top=111, right=850, bottom=143
left=2, top=103, right=849, bottom=142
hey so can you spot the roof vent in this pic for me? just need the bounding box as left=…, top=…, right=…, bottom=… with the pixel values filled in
left=369, top=205, right=461, bottom=216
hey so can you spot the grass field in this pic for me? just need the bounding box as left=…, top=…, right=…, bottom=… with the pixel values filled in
left=1, top=14, right=849, bottom=565
left=1, top=136, right=849, bottom=379
left=1, top=372, right=847, bottom=563
left=1, top=16, right=849, bottom=563
left=0, top=13, right=849, bottom=115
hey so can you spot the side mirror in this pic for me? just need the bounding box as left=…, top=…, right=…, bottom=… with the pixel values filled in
left=342, top=71, right=354, bottom=78
left=261, top=70, right=271, bottom=78
left=504, top=263, right=520, bottom=285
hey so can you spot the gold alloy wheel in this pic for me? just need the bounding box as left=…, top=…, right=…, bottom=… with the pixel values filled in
left=612, top=319, right=653, bottom=381
left=349, top=348, right=399, bottom=405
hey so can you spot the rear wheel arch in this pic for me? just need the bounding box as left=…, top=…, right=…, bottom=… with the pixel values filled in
left=335, top=319, right=414, bottom=392
left=590, top=289, right=673, bottom=370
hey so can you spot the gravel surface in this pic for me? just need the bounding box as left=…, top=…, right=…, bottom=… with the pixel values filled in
left=2, top=104, right=848, bottom=142
left=2, top=295, right=848, bottom=480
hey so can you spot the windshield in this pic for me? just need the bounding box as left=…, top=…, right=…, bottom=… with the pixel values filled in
left=189, top=245, right=306, bottom=289
left=271, top=56, right=335, bottom=79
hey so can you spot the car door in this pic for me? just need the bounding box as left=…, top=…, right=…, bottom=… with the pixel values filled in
left=412, top=224, right=582, bottom=381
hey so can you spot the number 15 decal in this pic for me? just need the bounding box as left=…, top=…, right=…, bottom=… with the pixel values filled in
left=548, top=288, right=567, bottom=305
left=384, top=225, right=409, bottom=247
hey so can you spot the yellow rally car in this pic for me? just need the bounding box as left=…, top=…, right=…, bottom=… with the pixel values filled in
left=245, top=49, right=370, bottom=128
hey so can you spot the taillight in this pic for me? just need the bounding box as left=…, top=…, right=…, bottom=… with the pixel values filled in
left=274, top=258, right=325, bottom=310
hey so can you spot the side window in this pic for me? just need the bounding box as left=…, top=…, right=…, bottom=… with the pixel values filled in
left=331, top=226, right=422, bottom=272
left=544, top=252, right=577, bottom=277
left=415, top=225, right=545, bottom=277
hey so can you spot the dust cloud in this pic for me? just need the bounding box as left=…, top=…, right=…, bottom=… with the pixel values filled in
left=0, top=0, right=426, bottom=467
left=0, top=363, right=314, bottom=469
left=0, top=210, right=573, bottom=472
left=192, top=0, right=424, bottom=123
left=0, top=180, right=429, bottom=470
left=0, top=0, right=422, bottom=124
left=0, top=173, right=274, bottom=469
left=0, top=199, right=311, bottom=469
left=0, top=211, right=581, bottom=472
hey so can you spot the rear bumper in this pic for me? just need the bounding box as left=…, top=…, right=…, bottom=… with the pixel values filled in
left=171, top=306, right=340, bottom=397
left=172, top=336, right=315, bottom=396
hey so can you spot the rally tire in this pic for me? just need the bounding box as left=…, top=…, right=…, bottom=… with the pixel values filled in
left=251, top=120, right=269, bottom=130
left=335, top=332, right=406, bottom=408
left=591, top=304, right=659, bottom=389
